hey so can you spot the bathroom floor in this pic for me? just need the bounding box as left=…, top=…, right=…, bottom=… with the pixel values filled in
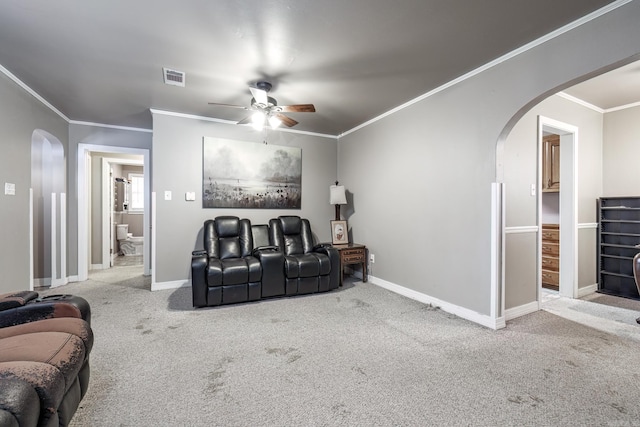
left=113, top=255, right=143, bottom=267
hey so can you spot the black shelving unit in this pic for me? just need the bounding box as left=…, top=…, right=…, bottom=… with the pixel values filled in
left=597, top=196, right=640, bottom=300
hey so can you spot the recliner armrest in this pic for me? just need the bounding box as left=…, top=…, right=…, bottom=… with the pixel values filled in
left=0, top=291, right=39, bottom=312
left=0, top=302, right=83, bottom=329
left=252, top=245, right=279, bottom=255
left=313, top=243, right=332, bottom=251
left=192, top=250, right=207, bottom=257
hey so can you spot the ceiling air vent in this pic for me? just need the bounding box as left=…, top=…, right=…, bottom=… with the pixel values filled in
left=163, top=68, right=185, bottom=87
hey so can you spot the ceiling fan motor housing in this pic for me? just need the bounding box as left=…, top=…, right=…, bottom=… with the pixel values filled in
left=255, top=81, right=273, bottom=92
left=251, top=96, right=278, bottom=109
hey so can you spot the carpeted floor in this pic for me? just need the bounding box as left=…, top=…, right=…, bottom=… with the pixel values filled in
left=43, top=268, right=640, bottom=426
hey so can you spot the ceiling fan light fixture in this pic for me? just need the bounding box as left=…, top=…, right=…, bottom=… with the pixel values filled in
left=251, top=111, right=265, bottom=130
left=268, top=115, right=282, bottom=128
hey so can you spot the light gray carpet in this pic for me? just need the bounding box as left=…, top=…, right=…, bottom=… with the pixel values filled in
left=43, top=268, right=640, bottom=426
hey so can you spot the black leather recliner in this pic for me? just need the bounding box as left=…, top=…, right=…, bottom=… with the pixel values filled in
left=192, top=216, right=339, bottom=308
left=269, top=216, right=340, bottom=295
left=192, top=216, right=287, bottom=307
left=192, top=217, right=262, bottom=307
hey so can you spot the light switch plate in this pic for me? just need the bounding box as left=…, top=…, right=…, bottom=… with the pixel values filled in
left=4, top=183, right=15, bottom=196
left=185, top=192, right=196, bottom=201
left=164, top=191, right=172, bottom=201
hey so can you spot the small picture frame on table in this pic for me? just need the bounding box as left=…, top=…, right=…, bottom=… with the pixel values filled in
left=331, top=220, right=348, bottom=245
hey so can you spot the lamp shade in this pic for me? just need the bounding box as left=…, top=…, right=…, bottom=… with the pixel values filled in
left=330, top=184, right=347, bottom=205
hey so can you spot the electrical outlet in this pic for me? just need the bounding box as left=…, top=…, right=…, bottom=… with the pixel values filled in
left=370, top=253, right=375, bottom=264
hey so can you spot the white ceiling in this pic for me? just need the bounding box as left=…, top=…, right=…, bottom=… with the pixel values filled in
left=563, top=60, right=640, bottom=110
left=0, top=0, right=632, bottom=136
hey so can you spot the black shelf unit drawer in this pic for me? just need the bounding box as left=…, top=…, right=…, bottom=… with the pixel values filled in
left=597, top=196, right=640, bottom=300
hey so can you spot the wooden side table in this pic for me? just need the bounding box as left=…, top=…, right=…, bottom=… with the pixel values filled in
left=332, top=243, right=367, bottom=286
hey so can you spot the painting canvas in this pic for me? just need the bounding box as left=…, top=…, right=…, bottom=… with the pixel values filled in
left=203, top=137, right=302, bottom=209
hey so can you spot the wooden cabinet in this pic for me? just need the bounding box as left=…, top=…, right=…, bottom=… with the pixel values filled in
left=333, top=243, right=367, bottom=286
left=597, top=197, right=640, bottom=299
left=542, top=134, right=560, bottom=192
left=541, top=223, right=559, bottom=290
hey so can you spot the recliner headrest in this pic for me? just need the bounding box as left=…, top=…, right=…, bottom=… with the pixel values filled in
left=279, top=216, right=302, bottom=235
left=215, top=216, right=240, bottom=237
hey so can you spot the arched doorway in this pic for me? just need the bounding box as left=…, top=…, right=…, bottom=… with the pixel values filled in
left=31, top=129, right=66, bottom=288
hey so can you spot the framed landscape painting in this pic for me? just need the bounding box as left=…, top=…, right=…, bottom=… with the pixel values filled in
left=202, top=137, right=302, bottom=209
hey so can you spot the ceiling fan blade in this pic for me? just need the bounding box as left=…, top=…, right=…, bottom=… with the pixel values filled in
left=249, top=86, right=269, bottom=105
left=208, top=102, right=248, bottom=110
left=279, top=104, right=316, bottom=113
left=237, top=116, right=253, bottom=125
left=275, top=113, right=298, bottom=127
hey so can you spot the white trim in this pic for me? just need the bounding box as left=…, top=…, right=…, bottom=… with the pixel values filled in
left=90, top=264, right=107, bottom=270
left=556, top=92, right=604, bottom=113
left=149, top=109, right=337, bottom=140
left=0, top=64, right=70, bottom=122
left=338, top=0, right=632, bottom=138
left=506, top=223, right=595, bottom=233
left=505, top=225, right=539, bottom=234
left=151, top=192, right=156, bottom=287
left=29, top=188, right=34, bottom=291
left=556, top=92, right=640, bottom=115
left=578, top=222, right=597, bottom=229
left=577, top=283, right=598, bottom=298
left=491, top=183, right=505, bottom=321
left=60, top=193, right=66, bottom=285
left=151, top=279, right=190, bottom=292
left=51, top=193, right=57, bottom=286
left=69, top=120, right=152, bottom=133
left=605, top=100, right=640, bottom=113
left=100, top=157, right=144, bottom=268
left=33, top=278, right=51, bottom=288
left=369, top=275, right=506, bottom=330
left=539, top=116, right=579, bottom=300
left=101, top=158, right=111, bottom=269
left=78, top=144, right=151, bottom=282
left=505, top=301, right=539, bottom=321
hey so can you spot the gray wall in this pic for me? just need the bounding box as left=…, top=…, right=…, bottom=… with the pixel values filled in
left=151, top=114, right=337, bottom=283
left=68, top=124, right=152, bottom=276
left=603, top=105, right=640, bottom=196
left=338, top=1, right=640, bottom=317
left=0, top=73, right=68, bottom=293
left=503, top=95, right=603, bottom=310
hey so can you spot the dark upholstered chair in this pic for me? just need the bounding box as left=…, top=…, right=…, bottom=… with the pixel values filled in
left=0, top=291, right=93, bottom=426
left=192, top=217, right=261, bottom=307
left=269, top=216, right=340, bottom=294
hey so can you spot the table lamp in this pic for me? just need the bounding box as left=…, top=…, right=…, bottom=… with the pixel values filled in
left=330, top=181, right=347, bottom=220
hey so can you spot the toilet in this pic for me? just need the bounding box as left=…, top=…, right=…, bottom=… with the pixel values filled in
left=116, top=224, right=144, bottom=256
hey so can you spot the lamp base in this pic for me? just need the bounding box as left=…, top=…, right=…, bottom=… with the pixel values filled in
left=335, top=205, right=341, bottom=221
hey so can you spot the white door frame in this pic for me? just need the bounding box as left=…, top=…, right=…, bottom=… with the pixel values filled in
left=77, top=144, right=151, bottom=281
left=101, top=157, right=144, bottom=268
left=537, top=116, right=579, bottom=303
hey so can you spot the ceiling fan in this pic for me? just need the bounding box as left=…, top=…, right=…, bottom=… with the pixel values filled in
left=208, top=81, right=315, bottom=129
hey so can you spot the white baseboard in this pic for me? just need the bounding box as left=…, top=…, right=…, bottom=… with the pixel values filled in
left=505, top=301, right=539, bottom=321
left=34, top=275, right=75, bottom=288
left=151, top=279, right=191, bottom=292
left=90, top=263, right=106, bottom=270
left=33, top=278, right=50, bottom=288
left=577, top=283, right=598, bottom=298
left=368, top=275, right=506, bottom=330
